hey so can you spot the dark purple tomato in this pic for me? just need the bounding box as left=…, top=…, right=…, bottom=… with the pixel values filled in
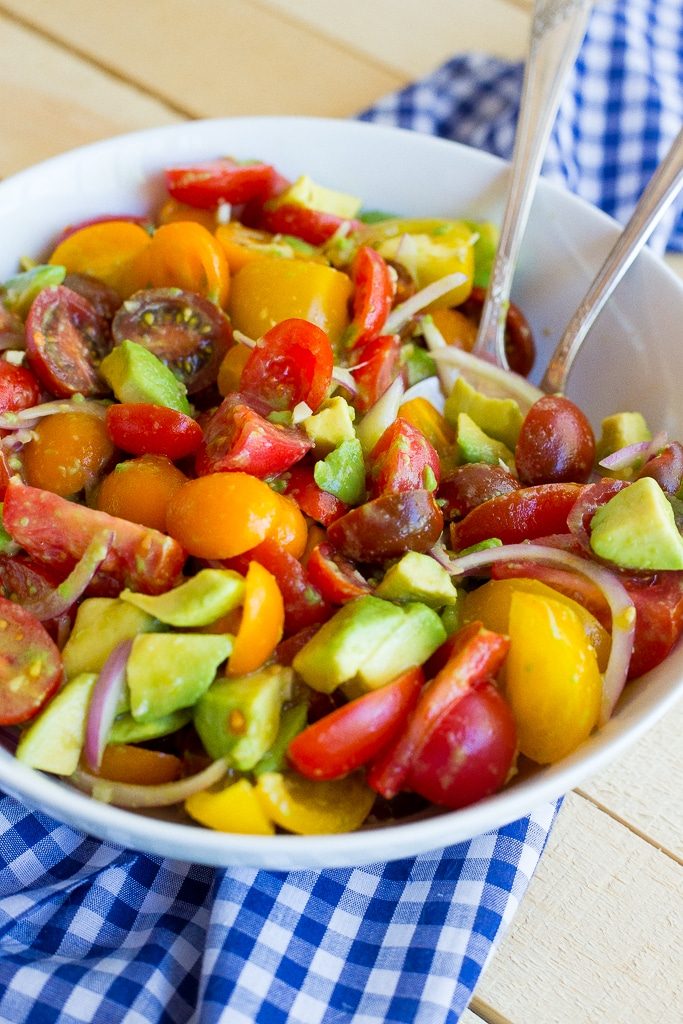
left=327, top=489, right=444, bottom=562
left=515, top=395, right=595, bottom=485
left=25, top=285, right=111, bottom=397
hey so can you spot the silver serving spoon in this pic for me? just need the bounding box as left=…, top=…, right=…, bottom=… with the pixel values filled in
left=473, top=0, right=591, bottom=370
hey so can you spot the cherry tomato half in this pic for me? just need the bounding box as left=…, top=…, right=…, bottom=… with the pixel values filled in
left=259, top=204, right=362, bottom=245
left=165, top=158, right=277, bottom=209
left=0, top=596, right=63, bottom=725
left=105, top=403, right=203, bottom=460
left=367, top=417, right=440, bottom=499
left=346, top=245, right=394, bottom=349
left=240, top=318, right=334, bottom=413
left=327, top=489, right=444, bottom=563
left=349, top=334, right=401, bottom=413
left=450, top=483, right=583, bottom=551
left=0, top=360, right=41, bottom=414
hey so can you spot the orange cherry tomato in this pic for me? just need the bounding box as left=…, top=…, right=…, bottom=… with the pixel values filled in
left=157, top=198, right=218, bottom=232
left=49, top=220, right=151, bottom=297
left=267, top=492, right=308, bottom=559
left=165, top=472, right=282, bottom=559
left=129, top=221, right=230, bottom=307
left=217, top=343, right=251, bottom=396
left=96, top=454, right=188, bottom=532
left=93, top=744, right=183, bottom=785
left=22, top=411, right=114, bottom=497
left=228, top=561, right=284, bottom=676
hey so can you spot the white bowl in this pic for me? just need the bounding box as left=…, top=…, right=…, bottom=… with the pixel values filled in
left=1, top=117, right=681, bottom=869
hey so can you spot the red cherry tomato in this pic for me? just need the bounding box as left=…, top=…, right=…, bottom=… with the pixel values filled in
left=306, top=542, right=372, bottom=604
left=0, top=360, right=41, bottom=414
left=63, top=272, right=123, bottom=323
left=450, top=482, right=583, bottom=551
left=406, top=681, right=517, bottom=810
left=367, top=417, right=440, bottom=499
left=327, top=489, right=444, bottom=562
left=349, top=334, right=401, bottom=413
left=438, top=463, right=519, bottom=521
left=259, top=204, right=362, bottom=245
left=0, top=596, right=63, bottom=725
left=165, top=159, right=277, bottom=209
left=346, top=246, right=394, bottom=349
left=195, top=394, right=313, bottom=478
left=240, top=318, right=334, bottom=413
left=368, top=621, right=509, bottom=799
left=25, top=285, right=111, bottom=398
left=515, top=395, right=596, bottom=485
left=105, top=403, right=203, bottom=460
left=288, top=666, right=424, bottom=780
left=283, top=462, right=349, bottom=525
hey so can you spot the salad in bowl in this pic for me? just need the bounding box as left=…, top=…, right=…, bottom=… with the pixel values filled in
left=0, top=117, right=681, bottom=869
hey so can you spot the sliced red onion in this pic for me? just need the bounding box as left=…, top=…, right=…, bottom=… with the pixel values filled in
left=445, top=542, right=636, bottom=726
left=598, top=430, right=668, bottom=471
left=20, top=529, right=113, bottom=621
left=331, top=365, right=359, bottom=397
left=72, top=757, right=229, bottom=808
left=566, top=479, right=629, bottom=552
left=232, top=329, right=257, bottom=349
left=83, top=639, right=133, bottom=770
left=0, top=397, right=109, bottom=431
left=384, top=271, right=468, bottom=335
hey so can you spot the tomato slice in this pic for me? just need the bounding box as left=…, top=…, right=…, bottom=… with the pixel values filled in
left=25, top=285, right=112, bottom=398
left=195, top=394, right=313, bottom=478
left=346, top=245, right=394, bottom=349
left=63, top=272, right=123, bottom=323
left=105, top=403, right=203, bottom=460
left=450, top=482, right=583, bottom=551
left=368, top=621, right=509, bottom=799
left=305, top=542, right=372, bottom=604
left=288, top=666, right=424, bottom=781
left=111, top=287, right=231, bottom=394
left=0, top=360, right=41, bottom=414
left=0, top=596, right=63, bottom=725
left=367, top=417, right=440, bottom=498
left=165, top=159, right=277, bottom=208
left=3, top=477, right=185, bottom=595
left=259, top=204, right=362, bottom=245
left=349, top=334, right=401, bottom=413
left=283, top=462, right=349, bottom=526
left=240, top=318, right=334, bottom=413
left=327, top=489, right=444, bottom=562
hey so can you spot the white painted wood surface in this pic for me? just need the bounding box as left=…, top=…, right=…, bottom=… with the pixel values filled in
left=0, top=2, right=681, bottom=1020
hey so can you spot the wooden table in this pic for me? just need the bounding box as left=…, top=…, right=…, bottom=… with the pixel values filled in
left=1, top=2, right=681, bottom=1021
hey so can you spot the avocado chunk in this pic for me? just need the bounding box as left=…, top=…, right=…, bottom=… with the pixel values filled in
left=16, top=672, right=97, bottom=775
left=194, top=665, right=293, bottom=770
left=120, top=569, right=245, bottom=627
left=62, top=597, right=162, bottom=680
left=313, top=437, right=365, bottom=505
left=293, top=595, right=405, bottom=692
left=100, top=339, right=191, bottom=414
left=253, top=701, right=309, bottom=776
left=375, top=551, right=458, bottom=608
left=303, top=396, right=356, bottom=455
left=455, top=413, right=515, bottom=470
left=463, top=220, right=500, bottom=289
left=273, top=174, right=361, bottom=219
left=127, top=633, right=233, bottom=721
left=346, top=602, right=446, bottom=697
left=109, top=708, right=192, bottom=745
left=590, top=476, right=683, bottom=570
left=445, top=376, right=523, bottom=449
left=596, top=411, right=652, bottom=475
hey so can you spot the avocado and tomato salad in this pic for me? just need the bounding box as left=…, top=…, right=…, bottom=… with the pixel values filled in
left=0, top=155, right=682, bottom=837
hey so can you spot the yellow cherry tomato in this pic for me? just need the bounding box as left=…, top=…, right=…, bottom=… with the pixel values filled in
left=215, top=222, right=316, bottom=273
left=228, top=562, right=284, bottom=676
left=255, top=771, right=376, bottom=834
left=157, top=198, right=218, bottom=232
left=48, top=220, right=151, bottom=297
left=217, top=343, right=251, bottom=396
left=185, top=778, right=275, bottom=834
left=399, top=397, right=456, bottom=459
left=228, top=257, right=352, bottom=347
left=96, top=454, right=188, bottom=532
left=129, top=221, right=230, bottom=307
left=22, top=411, right=114, bottom=497
left=505, top=590, right=602, bottom=764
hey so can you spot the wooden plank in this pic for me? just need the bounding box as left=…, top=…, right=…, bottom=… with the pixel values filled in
left=3, top=0, right=402, bottom=119
left=0, top=13, right=179, bottom=178
left=256, top=0, right=532, bottom=75
left=472, top=792, right=683, bottom=1023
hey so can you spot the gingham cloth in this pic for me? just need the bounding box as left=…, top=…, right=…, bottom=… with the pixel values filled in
left=1, top=1, right=681, bottom=1021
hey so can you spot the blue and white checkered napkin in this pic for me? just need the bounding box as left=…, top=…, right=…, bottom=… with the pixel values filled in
left=1, top=1, right=682, bottom=1022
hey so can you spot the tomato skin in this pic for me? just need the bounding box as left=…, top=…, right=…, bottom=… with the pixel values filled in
left=405, top=681, right=517, bottom=810
left=0, top=596, right=63, bottom=725
left=259, top=203, right=362, bottom=245
left=349, top=334, right=401, bottom=413
left=25, top=285, right=111, bottom=398
left=2, top=477, right=185, bottom=595
left=306, top=542, right=372, bottom=604
left=240, top=318, right=334, bottom=414
left=438, top=463, right=519, bottom=521
left=328, top=489, right=444, bottom=562
left=195, top=394, right=313, bottom=478
left=0, top=360, right=41, bottom=414
left=515, top=395, right=596, bottom=485
left=346, top=245, right=394, bottom=349
left=283, top=463, right=349, bottom=525
left=636, top=441, right=683, bottom=494
left=288, top=667, right=424, bottom=781
left=367, top=418, right=440, bottom=499
left=165, top=159, right=276, bottom=208
left=368, top=621, right=509, bottom=799
left=450, top=483, right=583, bottom=550
left=105, top=403, right=203, bottom=460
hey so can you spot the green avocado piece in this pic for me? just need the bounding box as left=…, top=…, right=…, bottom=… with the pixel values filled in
left=596, top=411, right=652, bottom=476
left=16, top=672, right=97, bottom=775
left=375, top=550, right=458, bottom=608
left=274, top=175, right=361, bottom=218
left=120, top=569, right=245, bottom=627
left=1, top=264, right=66, bottom=317
left=303, top=396, right=356, bottom=455
left=293, top=595, right=405, bottom=692
left=194, top=664, right=293, bottom=770
left=456, top=413, right=515, bottom=470
left=345, top=602, right=446, bottom=696
left=313, top=437, right=365, bottom=505
left=590, top=476, right=683, bottom=570
left=253, top=701, right=309, bottom=776
left=62, top=597, right=162, bottom=680
left=127, top=633, right=233, bottom=721
left=445, top=376, right=523, bottom=449
left=100, top=339, right=191, bottom=414
left=464, top=220, right=500, bottom=288
left=109, top=708, right=192, bottom=745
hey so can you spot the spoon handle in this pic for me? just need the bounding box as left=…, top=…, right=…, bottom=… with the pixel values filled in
left=541, top=125, right=683, bottom=394
left=473, top=0, right=591, bottom=369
